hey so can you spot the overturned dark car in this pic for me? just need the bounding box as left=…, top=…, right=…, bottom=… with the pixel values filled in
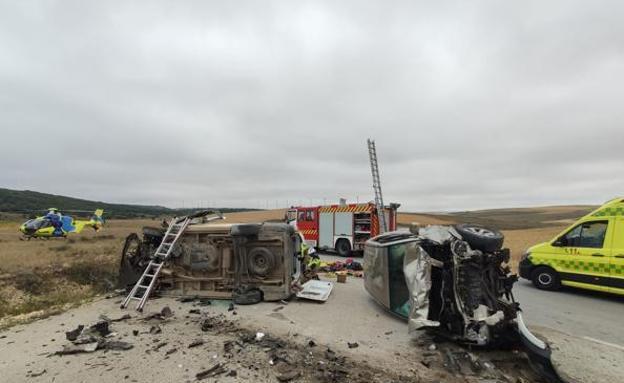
left=364, top=224, right=559, bottom=379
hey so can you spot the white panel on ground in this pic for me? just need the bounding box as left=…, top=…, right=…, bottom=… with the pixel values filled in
left=296, top=280, right=333, bottom=302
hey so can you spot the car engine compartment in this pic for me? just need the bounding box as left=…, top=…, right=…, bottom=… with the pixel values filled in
left=415, top=225, right=519, bottom=346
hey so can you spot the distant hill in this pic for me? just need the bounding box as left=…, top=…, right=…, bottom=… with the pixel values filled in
left=400, top=205, right=597, bottom=230
left=0, top=188, right=258, bottom=219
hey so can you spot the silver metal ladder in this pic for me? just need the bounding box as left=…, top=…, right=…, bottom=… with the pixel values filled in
left=367, top=138, right=388, bottom=233
left=120, top=215, right=192, bottom=311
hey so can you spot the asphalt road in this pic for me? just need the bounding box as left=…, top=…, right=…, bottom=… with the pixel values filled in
left=514, top=279, right=624, bottom=347
left=318, top=252, right=624, bottom=348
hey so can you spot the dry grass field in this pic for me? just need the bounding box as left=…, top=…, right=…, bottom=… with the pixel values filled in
left=0, top=205, right=587, bottom=325
left=0, top=219, right=155, bottom=324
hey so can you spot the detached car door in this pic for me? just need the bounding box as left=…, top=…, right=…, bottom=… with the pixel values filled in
left=550, top=219, right=612, bottom=292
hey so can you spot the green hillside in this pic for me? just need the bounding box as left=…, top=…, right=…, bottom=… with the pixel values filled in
left=0, top=188, right=257, bottom=219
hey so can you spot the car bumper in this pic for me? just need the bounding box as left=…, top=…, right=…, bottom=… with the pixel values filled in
left=519, top=257, right=534, bottom=280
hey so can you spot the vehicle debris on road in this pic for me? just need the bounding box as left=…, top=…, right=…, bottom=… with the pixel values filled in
left=55, top=318, right=133, bottom=356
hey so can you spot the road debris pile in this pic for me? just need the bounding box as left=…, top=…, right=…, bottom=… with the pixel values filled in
left=413, top=334, right=543, bottom=382
left=196, top=313, right=416, bottom=383
left=54, top=315, right=133, bottom=355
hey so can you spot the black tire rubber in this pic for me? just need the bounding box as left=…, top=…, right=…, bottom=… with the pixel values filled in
left=247, top=247, right=275, bottom=278
left=142, top=226, right=165, bottom=238
left=531, top=266, right=561, bottom=291
left=230, top=223, right=261, bottom=237
left=453, top=224, right=504, bottom=253
left=233, top=287, right=263, bottom=305
left=118, top=233, right=146, bottom=288
left=335, top=239, right=352, bottom=257
left=121, top=232, right=138, bottom=260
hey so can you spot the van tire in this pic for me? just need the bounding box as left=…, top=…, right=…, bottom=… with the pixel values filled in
left=531, top=267, right=561, bottom=291
left=335, top=239, right=351, bottom=257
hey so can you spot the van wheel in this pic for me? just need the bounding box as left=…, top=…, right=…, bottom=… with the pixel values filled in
left=336, top=239, right=351, bottom=257
left=531, top=267, right=561, bottom=291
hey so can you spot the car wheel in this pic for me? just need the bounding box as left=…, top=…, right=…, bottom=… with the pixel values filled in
left=531, top=267, right=561, bottom=291
left=233, top=287, right=263, bottom=305
left=336, top=239, right=351, bottom=257
left=247, top=247, right=275, bottom=278
left=453, top=224, right=504, bottom=253
left=118, top=233, right=147, bottom=289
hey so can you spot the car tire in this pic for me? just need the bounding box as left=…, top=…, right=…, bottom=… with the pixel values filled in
left=247, top=247, right=275, bottom=278
left=335, top=239, right=351, bottom=257
left=233, top=287, right=263, bottom=305
left=231, top=224, right=261, bottom=237
left=142, top=226, right=165, bottom=237
left=118, top=233, right=146, bottom=289
left=531, top=267, right=561, bottom=291
left=453, top=224, right=504, bottom=253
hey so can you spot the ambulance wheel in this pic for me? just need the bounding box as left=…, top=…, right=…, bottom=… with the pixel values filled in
left=336, top=239, right=351, bottom=257
left=531, top=267, right=561, bottom=291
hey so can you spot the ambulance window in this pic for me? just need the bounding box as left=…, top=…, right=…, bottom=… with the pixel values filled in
left=560, top=221, right=608, bottom=248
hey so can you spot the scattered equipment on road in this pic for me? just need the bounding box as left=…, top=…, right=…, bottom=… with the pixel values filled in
left=520, top=197, right=624, bottom=295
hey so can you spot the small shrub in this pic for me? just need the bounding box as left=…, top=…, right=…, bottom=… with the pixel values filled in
left=62, top=262, right=117, bottom=292
left=49, top=244, right=71, bottom=252
left=80, top=234, right=115, bottom=242
left=14, top=271, right=49, bottom=295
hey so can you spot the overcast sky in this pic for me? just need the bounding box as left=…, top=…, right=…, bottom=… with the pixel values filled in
left=1, top=1, right=623, bottom=211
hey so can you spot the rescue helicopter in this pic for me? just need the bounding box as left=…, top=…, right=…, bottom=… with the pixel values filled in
left=19, top=208, right=105, bottom=239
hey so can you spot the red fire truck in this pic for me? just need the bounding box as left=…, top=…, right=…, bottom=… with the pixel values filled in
left=287, top=202, right=399, bottom=256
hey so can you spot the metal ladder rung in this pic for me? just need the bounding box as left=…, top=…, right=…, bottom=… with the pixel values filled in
left=121, top=215, right=192, bottom=311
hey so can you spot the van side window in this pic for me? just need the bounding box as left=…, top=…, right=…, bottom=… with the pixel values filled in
left=559, top=221, right=608, bottom=248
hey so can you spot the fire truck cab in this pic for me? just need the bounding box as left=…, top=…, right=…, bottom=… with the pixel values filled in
left=287, top=202, right=399, bottom=256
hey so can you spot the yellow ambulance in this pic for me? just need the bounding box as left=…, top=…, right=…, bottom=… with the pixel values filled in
left=519, top=197, right=624, bottom=295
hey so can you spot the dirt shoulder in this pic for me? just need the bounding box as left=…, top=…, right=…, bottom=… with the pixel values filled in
left=0, top=276, right=547, bottom=383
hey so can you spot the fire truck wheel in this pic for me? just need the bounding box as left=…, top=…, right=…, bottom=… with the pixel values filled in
left=336, top=239, right=352, bottom=257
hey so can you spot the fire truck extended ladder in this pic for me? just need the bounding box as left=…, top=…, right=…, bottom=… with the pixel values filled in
left=367, top=138, right=388, bottom=233
left=121, top=210, right=221, bottom=312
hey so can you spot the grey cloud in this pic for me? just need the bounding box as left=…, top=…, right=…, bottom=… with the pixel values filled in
left=1, top=1, right=623, bottom=211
